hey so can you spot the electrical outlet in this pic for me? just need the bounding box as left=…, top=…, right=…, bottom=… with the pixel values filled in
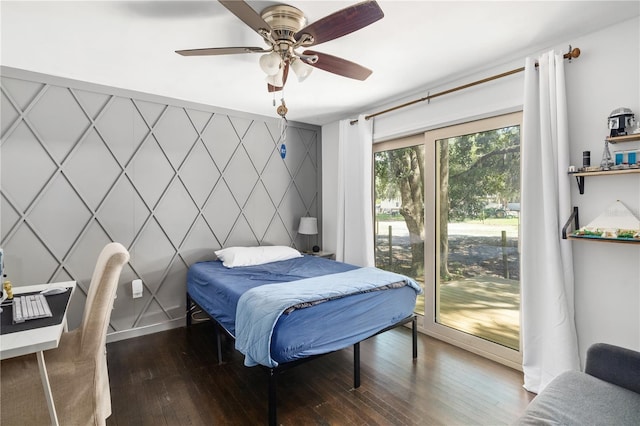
left=132, top=279, right=143, bottom=299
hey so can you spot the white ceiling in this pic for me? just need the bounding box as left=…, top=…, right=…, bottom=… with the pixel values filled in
left=2, top=1, right=639, bottom=125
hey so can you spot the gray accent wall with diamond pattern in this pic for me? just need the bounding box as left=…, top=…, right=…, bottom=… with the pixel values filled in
left=0, top=67, right=321, bottom=338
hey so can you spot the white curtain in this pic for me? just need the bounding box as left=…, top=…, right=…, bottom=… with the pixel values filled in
left=335, top=115, right=375, bottom=267
left=521, top=51, right=580, bottom=393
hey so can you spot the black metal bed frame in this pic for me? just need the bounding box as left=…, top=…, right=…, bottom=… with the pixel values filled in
left=186, top=292, right=418, bottom=426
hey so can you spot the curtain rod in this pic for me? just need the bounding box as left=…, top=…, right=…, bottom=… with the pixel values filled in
left=349, top=47, right=581, bottom=125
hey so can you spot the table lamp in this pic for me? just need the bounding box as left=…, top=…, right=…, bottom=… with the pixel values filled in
left=298, top=217, right=318, bottom=253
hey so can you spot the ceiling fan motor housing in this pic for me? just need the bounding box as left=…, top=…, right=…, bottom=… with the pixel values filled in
left=261, top=5, right=307, bottom=42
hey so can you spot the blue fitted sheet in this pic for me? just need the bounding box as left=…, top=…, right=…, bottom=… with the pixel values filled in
left=187, top=255, right=418, bottom=365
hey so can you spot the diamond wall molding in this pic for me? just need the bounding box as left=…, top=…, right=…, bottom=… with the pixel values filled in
left=0, top=67, right=321, bottom=333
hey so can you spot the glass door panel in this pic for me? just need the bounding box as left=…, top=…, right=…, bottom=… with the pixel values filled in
left=435, top=125, right=521, bottom=350
left=373, top=144, right=425, bottom=313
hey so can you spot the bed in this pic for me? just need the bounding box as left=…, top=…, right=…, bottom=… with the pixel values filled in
left=186, top=248, right=422, bottom=425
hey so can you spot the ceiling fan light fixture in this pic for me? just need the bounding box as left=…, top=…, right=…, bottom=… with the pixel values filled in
left=266, top=67, right=285, bottom=87
left=259, top=51, right=282, bottom=75
left=291, top=57, right=313, bottom=82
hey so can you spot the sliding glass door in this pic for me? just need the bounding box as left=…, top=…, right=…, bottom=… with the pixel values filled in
left=374, top=113, right=522, bottom=368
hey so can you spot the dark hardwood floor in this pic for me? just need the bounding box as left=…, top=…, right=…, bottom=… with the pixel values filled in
left=106, top=321, right=534, bottom=425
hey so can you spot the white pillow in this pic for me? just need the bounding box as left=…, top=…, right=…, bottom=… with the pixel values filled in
left=214, top=246, right=302, bottom=268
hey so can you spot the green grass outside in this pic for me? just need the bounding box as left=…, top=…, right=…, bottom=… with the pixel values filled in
left=375, top=213, right=405, bottom=221
left=466, top=217, right=519, bottom=226
left=376, top=215, right=519, bottom=226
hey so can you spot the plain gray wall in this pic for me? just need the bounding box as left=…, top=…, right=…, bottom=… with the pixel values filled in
left=0, top=66, right=321, bottom=338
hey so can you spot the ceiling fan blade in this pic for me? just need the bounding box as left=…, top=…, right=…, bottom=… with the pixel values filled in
left=295, top=0, right=383, bottom=47
left=219, top=0, right=272, bottom=36
left=268, top=62, right=289, bottom=93
left=304, top=50, right=372, bottom=81
left=176, top=47, right=267, bottom=56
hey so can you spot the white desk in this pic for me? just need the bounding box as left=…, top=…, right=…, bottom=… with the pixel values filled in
left=0, top=281, right=76, bottom=426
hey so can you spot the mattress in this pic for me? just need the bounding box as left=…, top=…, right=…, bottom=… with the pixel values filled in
left=187, top=255, right=419, bottom=366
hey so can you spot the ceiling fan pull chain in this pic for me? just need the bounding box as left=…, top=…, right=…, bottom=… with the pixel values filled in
left=278, top=98, right=288, bottom=159
left=277, top=98, right=288, bottom=119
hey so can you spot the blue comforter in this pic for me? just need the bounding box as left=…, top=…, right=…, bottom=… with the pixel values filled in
left=235, top=266, right=422, bottom=367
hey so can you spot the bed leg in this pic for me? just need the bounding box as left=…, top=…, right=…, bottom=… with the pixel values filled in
left=354, top=342, right=361, bottom=388
left=268, top=368, right=277, bottom=426
left=412, top=315, right=418, bottom=359
left=214, top=325, right=223, bottom=365
left=186, top=293, right=192, bottom=327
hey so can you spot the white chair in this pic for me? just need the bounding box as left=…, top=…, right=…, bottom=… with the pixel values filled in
left=1, top=242, right=130, bottom=425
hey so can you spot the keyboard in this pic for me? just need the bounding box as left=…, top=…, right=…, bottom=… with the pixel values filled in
left=12, top=294, right=53, bottom=323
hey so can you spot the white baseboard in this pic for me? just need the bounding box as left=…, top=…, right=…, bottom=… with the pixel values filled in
left=106, top=317, right=185, bottom=344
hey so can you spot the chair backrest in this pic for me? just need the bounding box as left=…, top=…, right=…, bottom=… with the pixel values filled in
left=80, top=242, right=130, bottom=355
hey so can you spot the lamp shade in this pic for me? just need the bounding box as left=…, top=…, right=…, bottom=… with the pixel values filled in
left=298, top=217, right=318, bottom=235
left=291, top=58, right=313, bottom=82
left=266, top=66, right=284, bottom=87
left=259, top=51, right=281, bottom=76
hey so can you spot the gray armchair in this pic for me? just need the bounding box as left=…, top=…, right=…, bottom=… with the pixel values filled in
left=516, top=343, right=640, bottom=425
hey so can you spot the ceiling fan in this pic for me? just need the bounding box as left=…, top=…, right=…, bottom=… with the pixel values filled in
left=175, top=0, right=384, bottom=93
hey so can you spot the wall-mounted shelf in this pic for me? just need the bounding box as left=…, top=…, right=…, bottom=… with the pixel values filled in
left=563, top=132, right=640, bottom=243
left=568, top=235, right=640, bottom=244
left=606, top=134, right=640, bottom=144
left=569, top=134, right=640, bottom=194
left=569, top=168, right=640, bottom=194
left=562, top=206, right=640, bottom=244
